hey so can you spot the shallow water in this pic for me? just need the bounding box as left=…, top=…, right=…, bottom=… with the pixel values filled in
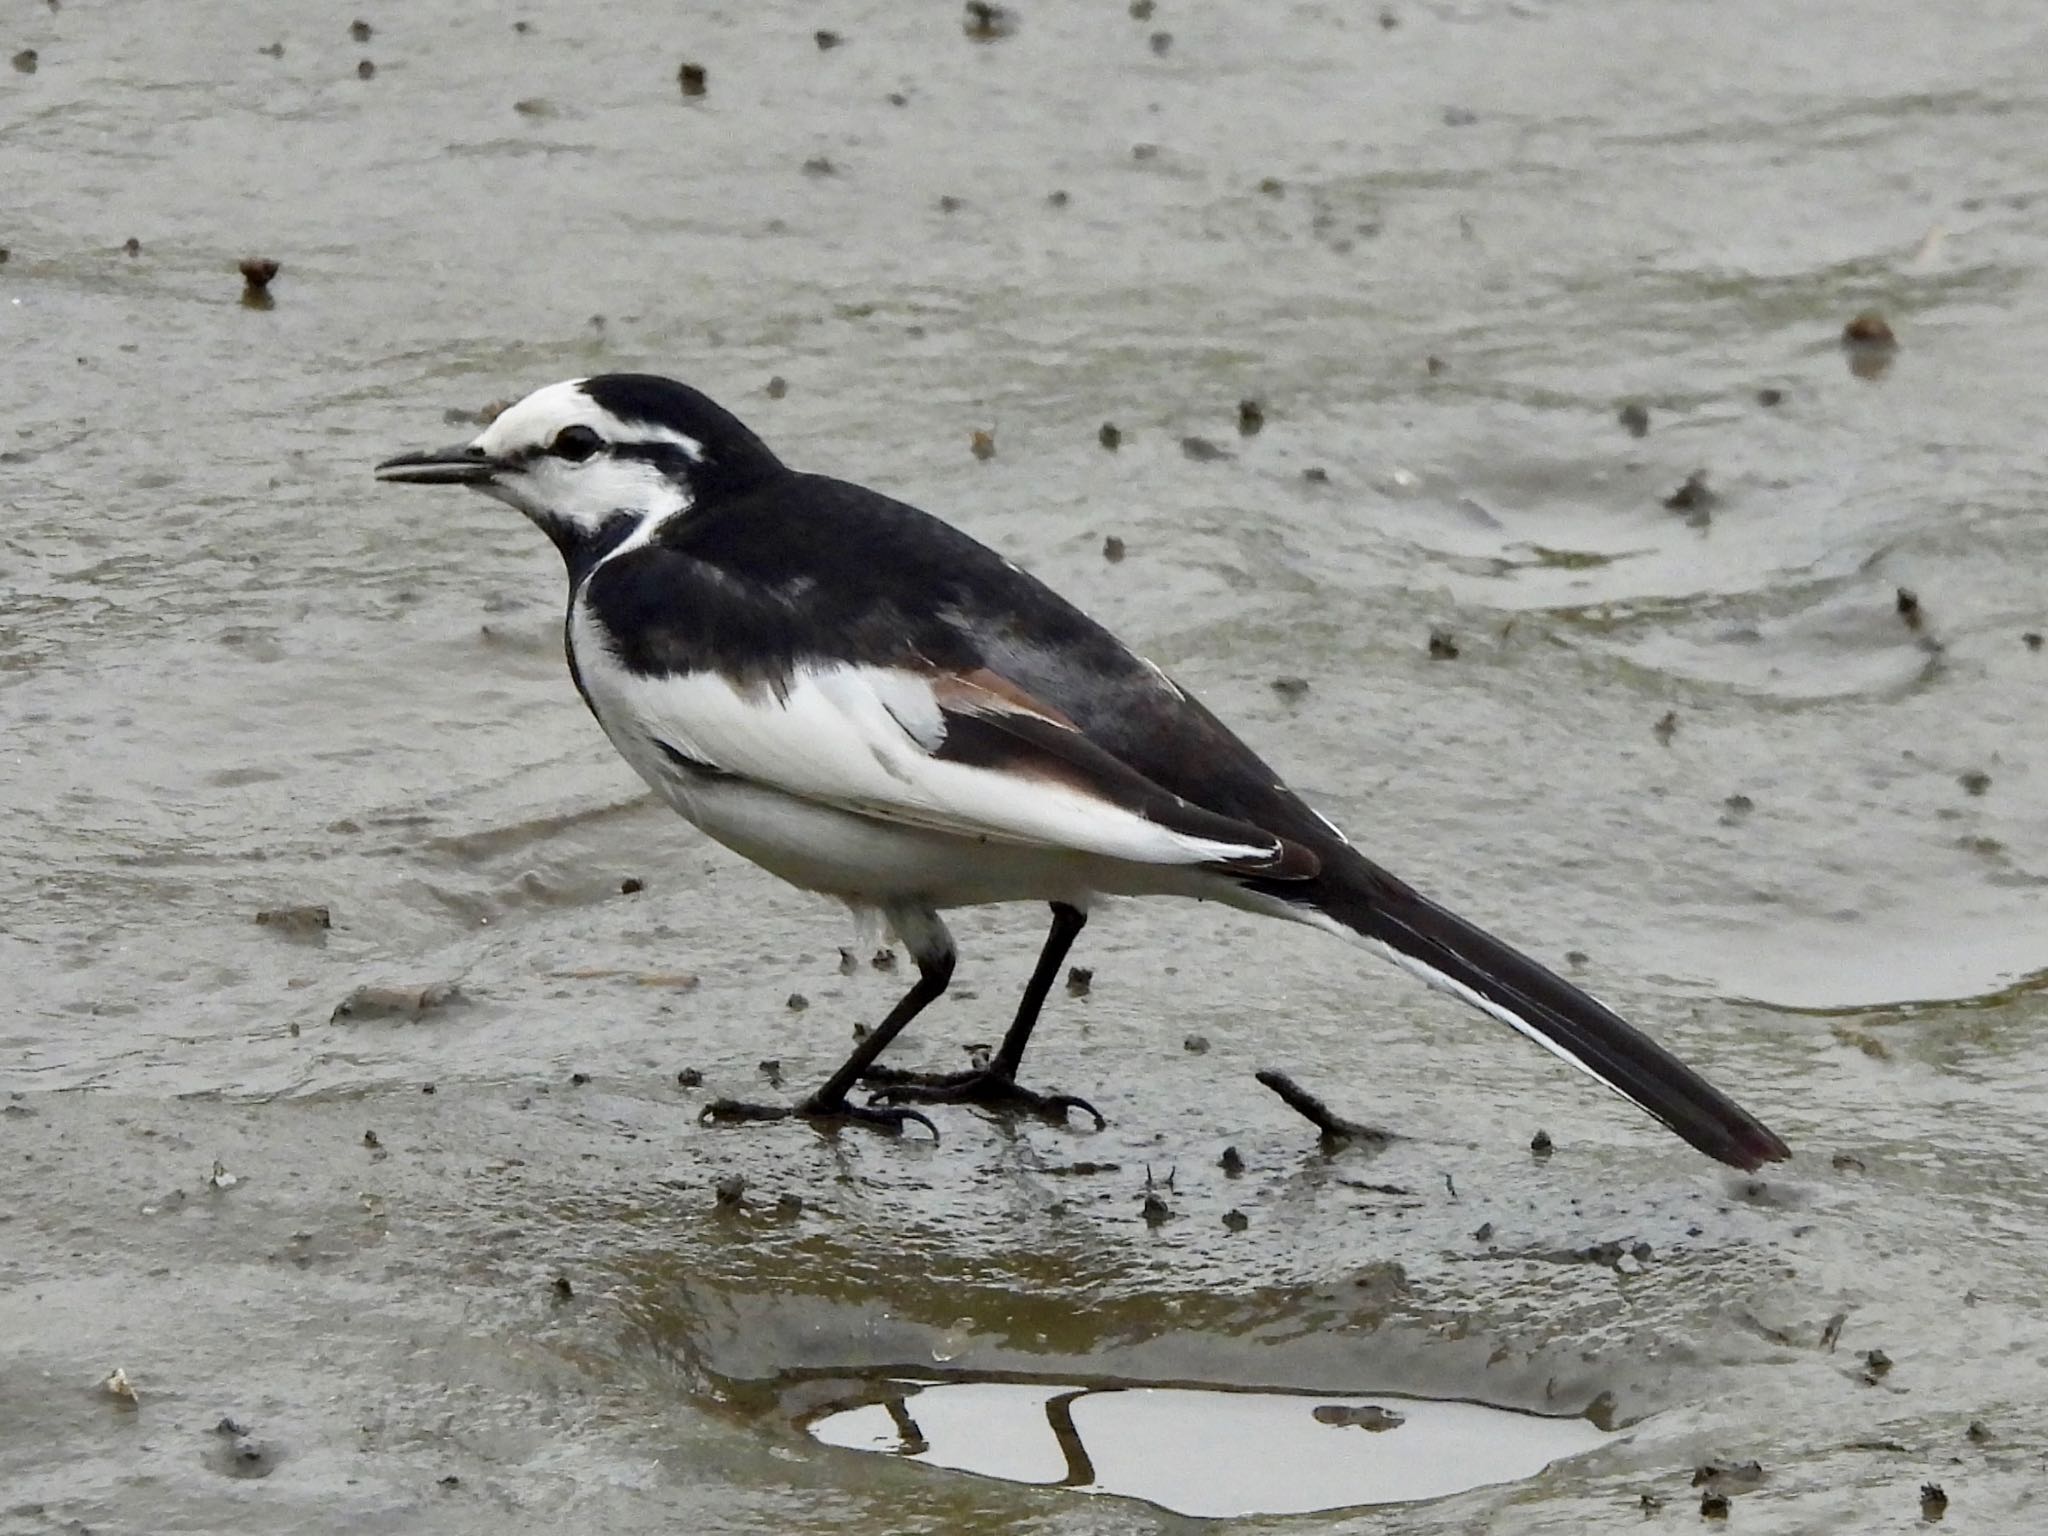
left=4, top=1, right=2047, bottom=1530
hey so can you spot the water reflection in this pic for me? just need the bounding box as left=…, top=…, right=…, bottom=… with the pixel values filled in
left=806, top=1378, right=1613, bottom=1518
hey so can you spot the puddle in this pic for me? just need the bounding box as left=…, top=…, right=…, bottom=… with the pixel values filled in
left=805, top=1378, right=1613, bottom=1519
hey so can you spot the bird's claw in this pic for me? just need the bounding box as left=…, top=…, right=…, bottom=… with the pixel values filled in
left=699, top=1095, right=939, bottom=1141
left=866, top=1069, right=1106, bottom=1130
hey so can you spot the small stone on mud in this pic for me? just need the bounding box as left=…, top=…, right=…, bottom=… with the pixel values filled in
left=1473, top=1221, right=1494, bottom=1242
left=214, top=1416, right=248, bottom=1437
left=1966, top=1420, right=1992, bottom=1443
left=569, top=1071, right=590, bottom=1086
left=1895, top=587, right=1923, bottom=630
left=255, top=904, right=331, bottom=937
left=1842, top=310, right=1898, bottom=349
left=1129, top=0, right=1155, bottom=17
left=814, top=29, right=843, bottom=50
left=1141, top=1191, right=1173, bottom=1226
left=332, top=982, right=462, bottom=1023
left=1757, top=386, right=1785, bottom=406
left=678, top=62, right=707, bottom=96
left=258, top=41, right=284, bottom=57
left=1181, top=435, right=1230, bottom=461
left=1302, top=466, right=1329, bottom=484
left=619, top=876, right=644, bottom=894
left=1920, top=1483, right=1948, bottom=1520
left=1222, top=1209, right=1249, bottom=1232
left=207, top=1159, right=239, bottom=1190
left=1098, top=421, right=1122, bottom=450
left=970, top=429, right=996, bottom=461
left=440, top=1473, right=462, bottom=1487
left=1150, top=31, right=1173, bottom=56
left=1427, top=627, right=1459, bottom=660
left=776, top=1192, right=804, bottom=1217
left=786, top=992, right=808, bottom=1011
left=1258, top=176, right=1285, bottom=197
left=838, top=947, right=859, bottom=974
left=1831, top=1151, right=1865, bottom=1172
left=1102, top=535, right=1126, bottom=562
left=871, top=948, right=897, bottom=971
left=964, top=3, right=1017, bottom=43
left=1426, top=354, right=1448, bottom=375
left=1237, top=398, right=1265, bottom=436
left=551, top=1275, right=573, bottom=1300
left=1271, top=675, right=1310, bottom=699
left=124, top=237, right=142, bottom=257
left=101, top=1367, right=139, bottom=1405
left=714, top=1174, right=746, bottom=1207
left=765, top=375, right=789, bottom=399
left=1066, top=966, right=1093, bottom=996
left=12, top=48, right=38, bottom=73
left=2023, top=631, right=2043, bottom=651
left=1047, top=188, right=1070, bottom=206
left=1664, top=470, right=1715, bottom=515
left=356, top=59, right=376, bottom=80
left=676, top=1067, right=703, bottom=1088
left=1220, top=1145, right=1245, bottom=1175
left=1654, top=710, right=1679, bottom=743
left=757, top=1059, right=783, bottom=1085
left=238, top=256, right=280, bottom=299
left=1183, top=1034, right=1210, bottom=1055
left=1699, top=1490, right=1730, bottom=1519
left=350, top=19, right=372, bottom=42
left=1530, top=1129, right=1554, bottom=1158
left=1958, top=769, right=1990, bottom=796
left=1862, top=1347, right=1893, bottom=1383
left=1618, top=402, right=1650, bottom=437
left=362, top=1130, right=380, bottom=1149
left=802, top=155, right=836, bottom=177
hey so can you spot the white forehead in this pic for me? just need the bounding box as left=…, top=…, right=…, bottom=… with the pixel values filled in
left=472, top=379, right=703, bottom=460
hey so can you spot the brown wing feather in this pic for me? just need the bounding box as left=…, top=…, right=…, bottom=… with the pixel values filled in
left=929, top=669, right=1319, bottom=880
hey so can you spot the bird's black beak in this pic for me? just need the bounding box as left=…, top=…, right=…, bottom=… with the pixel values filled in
left=374, top=444, right=501, bottom=486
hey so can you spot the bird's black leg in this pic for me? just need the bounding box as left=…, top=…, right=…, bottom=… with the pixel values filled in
left=702, top=913, right=954, bottom=1138
left=864, top=903, right=1104, bottom=1129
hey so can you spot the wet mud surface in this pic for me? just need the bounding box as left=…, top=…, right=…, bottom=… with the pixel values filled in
left=5, top=1, right=2048, bottom=1530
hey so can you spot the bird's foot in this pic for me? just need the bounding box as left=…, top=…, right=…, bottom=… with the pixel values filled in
left=864, top=1066, right=1106, bottom=1130
left=699, top=1093, right=938, bottom=1140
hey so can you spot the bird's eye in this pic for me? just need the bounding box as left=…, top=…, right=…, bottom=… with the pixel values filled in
left=549, top=424, right=604, bottom=462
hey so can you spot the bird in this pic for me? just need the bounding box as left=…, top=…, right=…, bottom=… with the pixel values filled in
left=376, top=373, right=1791, bottom=1171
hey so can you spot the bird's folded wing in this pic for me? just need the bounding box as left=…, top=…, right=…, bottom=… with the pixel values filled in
left=626, top=659, right=1317, bottom=877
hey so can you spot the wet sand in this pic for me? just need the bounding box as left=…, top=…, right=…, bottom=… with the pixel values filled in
left=4, top=1, right=2046, bottom=1529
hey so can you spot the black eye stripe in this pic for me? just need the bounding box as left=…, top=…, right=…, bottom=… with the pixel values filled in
left=549, top=424, right=604, bottom=462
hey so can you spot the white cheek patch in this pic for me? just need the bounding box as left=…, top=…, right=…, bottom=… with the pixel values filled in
left=498, top=456, right=691, bottom=542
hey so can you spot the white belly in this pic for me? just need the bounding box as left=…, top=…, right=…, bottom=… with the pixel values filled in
left=647, top=764, right=1225, bottom=909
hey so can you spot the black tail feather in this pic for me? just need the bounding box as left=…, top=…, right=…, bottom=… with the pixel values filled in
left=1295, top=862, right=1791, bottom=1171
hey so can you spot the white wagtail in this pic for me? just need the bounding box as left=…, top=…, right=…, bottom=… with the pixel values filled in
left=377, top=374, right=1790, bottom=1170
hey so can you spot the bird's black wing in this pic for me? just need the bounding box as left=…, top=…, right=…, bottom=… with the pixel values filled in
left=657, top=472, right=1336, bottom=847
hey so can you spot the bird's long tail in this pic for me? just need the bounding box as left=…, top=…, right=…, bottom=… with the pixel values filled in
left=1274, top=858, right=1790, bottom=1171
